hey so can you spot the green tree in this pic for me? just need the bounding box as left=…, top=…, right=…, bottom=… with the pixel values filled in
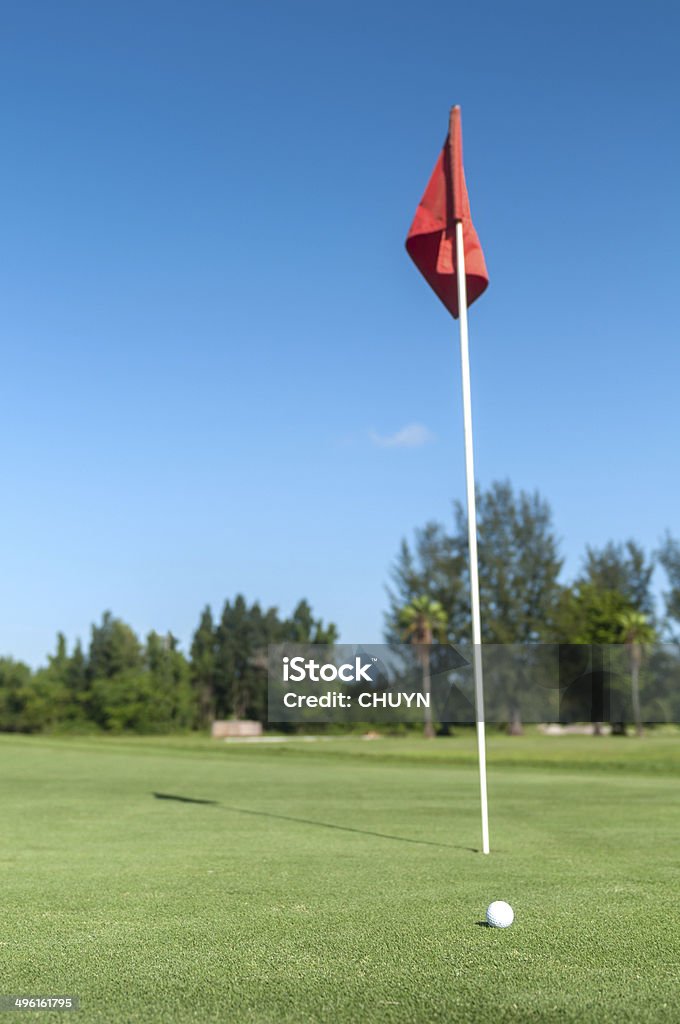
left=463, top=482, right=563, bottom=644
left=397, top=596, right=448, bottom=738
left=212, top=596, right=336, bottom=723
left=0, top=659, right=35, bottom=732
left=87, top=629, right=194, bottom=735
left=388, top=481, right=563, bottom=734
left=214, top=596, right=273, bottom=720
left=386, top=524, right=465, bottom=642
left=90, top=670, right=157, bottom=733
left=215, top=595, right=253, bottom=719
left=579, top=541, right=655, bottom=617
left=64, top=640, right=90, bottom=722
left=388, top=482, right=563, bottom=645
left=146, top=631, right=194, bottom=729
left=658, top=533, right=680, bottom=636
left=283, top=599, right=338, bottom=644
left=190, top=606, right=218, bottom=724
left=87, top=613, right=150, bottom=731
left=29, top=633, right=83, bottom=730
left=556, top=583, right=634, bottom=644
left=0, top=640, right=91, bottom=734
left=42, top=638, right=93, bottom=728
left=22, top=667, right=72, bottom=732
left=617, top=610, right=656, bottom=737
left=556, top=585, right=649, bottom=735
left=88, top=611, right=143, bottom=680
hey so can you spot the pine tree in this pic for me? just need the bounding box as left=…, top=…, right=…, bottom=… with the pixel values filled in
left=189, top=606, right=218, bottom=724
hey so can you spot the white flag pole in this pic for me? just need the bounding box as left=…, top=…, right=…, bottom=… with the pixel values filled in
left=454, top=219, right=490, bottom=855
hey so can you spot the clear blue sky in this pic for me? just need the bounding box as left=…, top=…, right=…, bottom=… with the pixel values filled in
left=2, top=1, right=679, bottom=666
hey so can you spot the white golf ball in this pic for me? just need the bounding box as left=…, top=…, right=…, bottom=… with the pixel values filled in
left=486, top=900, right=514, bottom=928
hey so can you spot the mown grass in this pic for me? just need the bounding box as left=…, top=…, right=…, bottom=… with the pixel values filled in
left=1, top=732, right=678, bottom=1022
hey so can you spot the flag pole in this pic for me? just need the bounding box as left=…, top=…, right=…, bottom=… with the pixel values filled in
left=454, top=219, right=490, bottom=855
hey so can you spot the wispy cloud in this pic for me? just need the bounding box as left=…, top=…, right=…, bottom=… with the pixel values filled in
left=369, top=423, right=435, bottom=449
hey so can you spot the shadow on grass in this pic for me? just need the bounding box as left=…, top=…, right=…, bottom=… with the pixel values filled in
left=153, top=792, right=218, bottom=805
left=152, top=792, right=476, bottom=852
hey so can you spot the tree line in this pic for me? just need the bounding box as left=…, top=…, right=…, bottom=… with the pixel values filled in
left=387, top=480, right=680, bottom=643
left=0, top=598, right=337, bottom=734
left=2, top=478, right=680, bottom=735
left=387, top=480, right=680, bottom=734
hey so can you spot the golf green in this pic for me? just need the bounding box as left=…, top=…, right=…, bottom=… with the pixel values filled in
left=1, top=732, right=678, bottom=1022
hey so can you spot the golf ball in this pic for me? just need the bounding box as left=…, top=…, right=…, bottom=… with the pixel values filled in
left=486, top=900, right=514, bottom=928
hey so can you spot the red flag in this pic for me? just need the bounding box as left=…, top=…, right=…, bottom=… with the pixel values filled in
left=406, top=107, right=489, bottom=319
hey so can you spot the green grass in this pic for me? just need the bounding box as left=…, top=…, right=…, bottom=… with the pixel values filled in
left=1, top=732, right=679, bottom=1023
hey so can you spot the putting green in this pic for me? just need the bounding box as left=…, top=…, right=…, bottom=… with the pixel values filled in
left=1, top=732, right=678, bottom=1022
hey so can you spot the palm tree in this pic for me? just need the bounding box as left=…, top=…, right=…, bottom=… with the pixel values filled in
left=617, top=610, right=656, bottom=737
left=397, top=596, right=448, bottom=738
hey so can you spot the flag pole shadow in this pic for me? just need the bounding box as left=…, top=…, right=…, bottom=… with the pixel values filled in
left=151, top=793, right=477, bottom=852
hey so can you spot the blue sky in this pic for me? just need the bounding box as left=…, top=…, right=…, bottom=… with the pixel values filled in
left=2, top=1, right=679, bottom=665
